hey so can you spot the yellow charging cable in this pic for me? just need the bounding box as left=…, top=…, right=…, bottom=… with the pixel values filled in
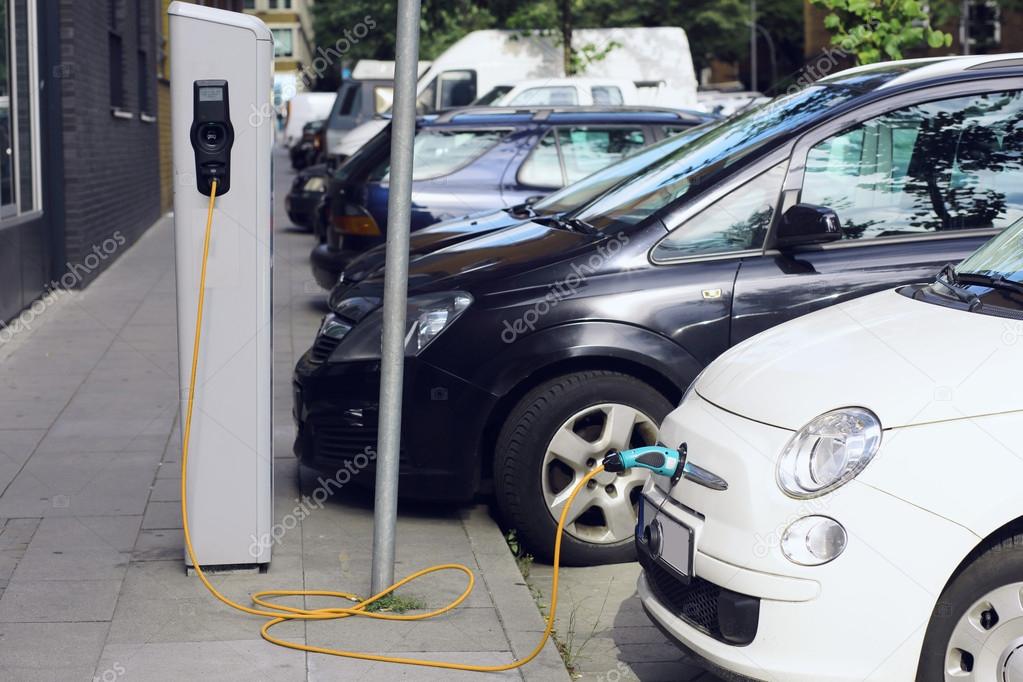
left=181, top=179, right=608, bottom=671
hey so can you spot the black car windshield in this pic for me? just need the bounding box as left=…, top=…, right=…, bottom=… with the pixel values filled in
left=332, top=124, right=391, bottom=183
left=956, top=217, right=1023, bottom=283
left=532, top=128, right=706, bottom=215
left=568, top=85, right=856, bottom=231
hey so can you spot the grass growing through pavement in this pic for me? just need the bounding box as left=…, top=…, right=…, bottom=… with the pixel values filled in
left=504, top=529, right=605, bottom=679
left=363, top=591, right=427, bottom=613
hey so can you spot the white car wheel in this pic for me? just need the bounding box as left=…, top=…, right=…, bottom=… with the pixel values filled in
left=944, top=582, right=1023, bottom=680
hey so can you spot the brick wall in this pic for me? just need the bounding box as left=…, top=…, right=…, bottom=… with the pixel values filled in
left=158, top=80, right=172, bottom=213
left=57, top=0, right=161, bottom=287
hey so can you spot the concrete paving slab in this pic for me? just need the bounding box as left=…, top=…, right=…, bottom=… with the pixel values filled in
left=147, top=477, right=181, bottom=502
left=0, top=621, right=108, bottom=677
left=0, top=578, right=122, bottom=622
left=96, top=639, right=306, bottom=682
left=28, top=515, right=142, bottom=554
left=132, top=529, right=183, bottom=562
left=10, top=548, right=131, bottom=582
left=141, top=501, right=182, bottom=530
left=307, top=651, right=522, bottom=681
left=0, top=429, right=46, bottom=490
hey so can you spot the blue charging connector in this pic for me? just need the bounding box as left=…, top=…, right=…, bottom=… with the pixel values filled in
left=602, top=445, right=685, bottom=482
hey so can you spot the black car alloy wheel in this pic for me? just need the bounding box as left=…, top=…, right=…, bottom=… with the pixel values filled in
left=494, top=370, right=672, bottom=566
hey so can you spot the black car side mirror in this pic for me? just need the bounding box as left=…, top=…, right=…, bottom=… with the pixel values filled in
left=775, top=203, right=843, bottom=249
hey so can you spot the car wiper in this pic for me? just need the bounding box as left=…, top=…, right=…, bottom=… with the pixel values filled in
left=506, top=203, right=537, bottom=219
left=935, top=263, right=983, bottom=311
left=534, top=215, right=579, bottom=232
left=564, top=217, right=597, bottom=235
left=956, top=270, right=1023, bottom=297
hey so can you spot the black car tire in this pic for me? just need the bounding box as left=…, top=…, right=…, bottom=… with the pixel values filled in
left=917, top=532, right=1023, bottom=680
left=494, top=370, right=672, bottom=566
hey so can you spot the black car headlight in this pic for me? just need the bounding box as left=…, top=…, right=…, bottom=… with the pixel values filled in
left=304, top=175, right=327, bottom=192
left=406, top=292, right=473, bottom=354
left=325, top=292, right=472, bottom=362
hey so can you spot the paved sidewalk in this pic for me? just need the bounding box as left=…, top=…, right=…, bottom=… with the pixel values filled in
left=0, top=150, right=568, bottom=681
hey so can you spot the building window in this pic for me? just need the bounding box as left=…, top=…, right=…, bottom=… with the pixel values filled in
left=271, top=28, right=293, bottom=58
left=0, top=0, right=41, bottom=218
left=108, top=0, right=125, bottom=111
left=963, top=0, right=1001, bottom=52
left=243, top=0, right=255, bottom=9
left=270, top=0, right=292, bottom=8
left=136, top=0, right=150, bottom=115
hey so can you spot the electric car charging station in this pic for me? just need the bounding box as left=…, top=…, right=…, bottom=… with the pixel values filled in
left=169, top=3, right=274, bottom=569
left=163, top=4, right=671, bottom=672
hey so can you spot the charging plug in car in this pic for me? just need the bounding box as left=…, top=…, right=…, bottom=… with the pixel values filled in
left=602, top=445, right=686, bottom=485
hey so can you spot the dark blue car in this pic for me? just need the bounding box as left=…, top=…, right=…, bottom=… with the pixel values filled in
left=310, top=106, right=714, bottom=288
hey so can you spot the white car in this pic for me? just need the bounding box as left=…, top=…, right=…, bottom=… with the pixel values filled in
left=491, top=78, right=640, bottom=106
left=638, top=217, right=1023, bottom=681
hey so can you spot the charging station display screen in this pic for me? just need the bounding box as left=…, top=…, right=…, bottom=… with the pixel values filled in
left=199, top=87, right=224, bottom=102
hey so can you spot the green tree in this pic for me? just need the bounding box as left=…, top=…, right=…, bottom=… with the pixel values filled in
left=504, top=0, right=622, bottom=75
left=809, top=0, right=952, bottom=64
left=310, top=0, right=497, bottom=88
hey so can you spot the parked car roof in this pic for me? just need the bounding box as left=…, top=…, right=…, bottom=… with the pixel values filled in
left=819, top=53, right=1023, bottom=92
left=431, top=105, right=714, bottom=127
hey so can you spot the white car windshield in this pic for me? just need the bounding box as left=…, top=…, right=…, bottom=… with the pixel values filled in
left=957, top=218, right=1023, bottom=283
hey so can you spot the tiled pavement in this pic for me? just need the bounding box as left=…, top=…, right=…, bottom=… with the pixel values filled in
left=0, top=149, right=721, bottom=681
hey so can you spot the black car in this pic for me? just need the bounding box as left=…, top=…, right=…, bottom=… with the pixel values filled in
left=286, top=163, right=330, bottom=231
left=294, top=57, right=1023, bottom=566
left=289, top=119, right=326, bottom=170
left=308, top=106, right=713, bottom=288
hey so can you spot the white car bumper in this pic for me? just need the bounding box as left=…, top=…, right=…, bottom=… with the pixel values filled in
left=638, top=392, right=980, bottom=682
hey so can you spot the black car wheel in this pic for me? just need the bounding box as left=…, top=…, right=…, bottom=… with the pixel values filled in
left=494, top=370, right=671, bottom=566
left=917, top=533, right=1023, bottom=680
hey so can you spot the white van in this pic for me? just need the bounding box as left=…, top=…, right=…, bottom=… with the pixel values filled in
left=330, top=28, right=697, bottom=160
left=324, top=60, right=432, bottom=159
left=282, top=92, right=336, bottom=148
left=414, top=28, right=697, bottom=113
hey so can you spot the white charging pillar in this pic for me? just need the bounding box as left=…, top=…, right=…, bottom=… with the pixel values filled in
left=169, top=2, right=273, bottom=568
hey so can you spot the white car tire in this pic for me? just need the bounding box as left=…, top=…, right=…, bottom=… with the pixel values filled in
left=918, top=532, right=1023, bottom=681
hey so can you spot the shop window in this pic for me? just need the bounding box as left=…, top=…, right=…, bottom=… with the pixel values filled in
left=108, top=0, right=125, bottom=110
left=1, top=0, right=40, bottom=217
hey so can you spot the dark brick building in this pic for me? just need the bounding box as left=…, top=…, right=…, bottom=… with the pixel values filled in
left=57, top=0, right=162, bottom=289
left=0, top=0, right=242, bottom=326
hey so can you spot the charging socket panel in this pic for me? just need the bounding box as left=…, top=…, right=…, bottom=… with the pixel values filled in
left=190, top=79, right=234, bottom=195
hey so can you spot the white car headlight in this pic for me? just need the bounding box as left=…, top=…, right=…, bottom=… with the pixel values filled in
left=781, top=516, right=847, bottom=565
left=304, top=175, right=327, bottom=192
left=776, top=407, right=882, bottom=499
left=406, top=292, right=473, bottom=354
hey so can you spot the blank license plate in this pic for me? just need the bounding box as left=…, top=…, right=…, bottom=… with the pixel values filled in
left=641, top=496, right=695, bottom=579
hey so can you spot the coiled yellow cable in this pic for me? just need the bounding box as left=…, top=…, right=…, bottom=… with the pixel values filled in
left=180, top=179, right=608, bottom=671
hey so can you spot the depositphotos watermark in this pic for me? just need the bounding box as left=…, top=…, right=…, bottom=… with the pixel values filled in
left=0, top=231, right=128, bottom=345
left=93, top=662, right=126, bottom=682
left=1003, top=320, right=1023, bottom=346
left=248, top=446, right=376, bottom=557
left=758, top=20, right=880, bottom=117
left=500, top=231, right=630, bottom=344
